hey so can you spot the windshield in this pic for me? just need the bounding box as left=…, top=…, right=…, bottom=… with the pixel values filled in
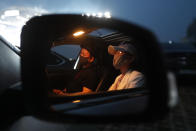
left=0, top=0, right=196, bottom=47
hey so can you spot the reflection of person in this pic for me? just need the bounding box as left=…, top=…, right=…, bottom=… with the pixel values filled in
left=108, top=43, right=144, bottom=91
left=53, top=47, right=101, bottom=95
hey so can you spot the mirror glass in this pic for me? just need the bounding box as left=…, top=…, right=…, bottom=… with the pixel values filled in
left=21, top=15, right=160, bottom=117
left=47, top=28, right=146, bottom=93
left=43, top=26, right=149, bottom=113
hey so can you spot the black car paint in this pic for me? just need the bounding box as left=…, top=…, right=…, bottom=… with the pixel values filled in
left=0, top=36, right=24, bottom=129
left=0, top=36, right=21, bottom=93
left=161, top=42, right=196, bottom=85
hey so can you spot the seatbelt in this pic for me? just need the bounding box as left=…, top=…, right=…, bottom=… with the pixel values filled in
left=95, top=71, right=108, bottom=92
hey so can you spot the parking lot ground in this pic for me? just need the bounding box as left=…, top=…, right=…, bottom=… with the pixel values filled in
left=97, top=85, right=196, bottom=131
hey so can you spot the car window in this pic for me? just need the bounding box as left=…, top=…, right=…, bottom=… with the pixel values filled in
left=52, top=45, right=81, bottom=61
left=47, top=45, right=81, bottom=68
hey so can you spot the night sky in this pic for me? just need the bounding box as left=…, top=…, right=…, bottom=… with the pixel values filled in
left=0, top=0, right=196, bottom=43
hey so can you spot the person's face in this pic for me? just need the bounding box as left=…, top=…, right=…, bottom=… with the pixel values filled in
left=79, top=48, right=94, bottom=68
left=80, top=48, right=91, bottom=58
left=113, top=51, right=133, bottom=69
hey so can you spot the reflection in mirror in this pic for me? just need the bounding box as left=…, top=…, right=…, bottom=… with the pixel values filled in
left=21, top=15, right=170, bottom=119
left=45, top=27, right=147, bottom=100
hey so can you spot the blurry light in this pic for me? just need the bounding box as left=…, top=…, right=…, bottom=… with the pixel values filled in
left=0, top=24, right=6, bottom=29
left=169, top=40, right=173, bottom=44
left=72, top=100, right=81, bottom=103
left=0, top=20, right=23, bottom=47
left=16, top=15, right=28, bottom=22
left=34, top=13, right=41, bottom=16
left=26, top=15, right=31, bottom=19
left=1, top=15, right=5, bottom=19
left=86, top=13, right=90, bottom=17
left=74, top=56, right=80, bottom=69
left=92, top=13, right=96, bottom=17
left=0, top=7, right=48, bottom=47
left=16, top=16, right=20, bottom=19
left=73, top=31, right=85, bottom=37
left=97, top=12, right=103, bottom=18
left=84, top=11, right=111, bottom=18
left=104, top=11, right=111, bottom=18
left=0, top=29, right=21, bottom=47
left=4, top=10, right=20, bottom=16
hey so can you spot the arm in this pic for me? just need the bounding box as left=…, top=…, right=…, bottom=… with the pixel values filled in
left=55, top=87, right=92, bottom=96
left=108, top=75, right=120, bottom=91
left=53, top=67, right=97, bottom=96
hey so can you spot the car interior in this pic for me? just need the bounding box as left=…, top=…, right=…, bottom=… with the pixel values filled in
left=45, top=27, right=146, bottom=99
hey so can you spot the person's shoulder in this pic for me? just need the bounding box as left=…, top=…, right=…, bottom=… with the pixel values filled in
left=128, top=70, right=144, bottom=77
left=114, top=74, right=122, bottom=81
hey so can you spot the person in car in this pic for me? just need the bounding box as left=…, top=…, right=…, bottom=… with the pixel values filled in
left=108, top=43, right=144, bottom=91
left=53, top=37, right=105, bottom=96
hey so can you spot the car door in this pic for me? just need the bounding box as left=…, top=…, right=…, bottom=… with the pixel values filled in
left=46, top=44, right=81, bottom=91
left=0, top=37, right=21, bottom=94
left=50, top=88, right=149, bottom=116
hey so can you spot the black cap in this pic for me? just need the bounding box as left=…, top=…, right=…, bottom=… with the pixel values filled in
left=80, top=36, right=106, bottom=58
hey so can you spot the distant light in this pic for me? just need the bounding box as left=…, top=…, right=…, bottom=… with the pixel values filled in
left=86, top=13, right=90, bottom=17
left=104, top=11, right=111, bottom=18
left=169, top=40, right=173, bottom=44
left=4, top=10, right=20, bottom=17
left=16, top=15, right=28, bottom=22
left=1, top=15, right=5, bottom=19
left=73, top=31, right=85, bottom=37
left=26, top=15, right=31, bottom=19
left=92, top=13, right=96, bottom=17
left=97, top=12, right=103, bottom=18
left=72, top=100, right=81, bottom=103
left=0, top=29, right=21, bottom=47
left=83, top=11, right=111, bottom=18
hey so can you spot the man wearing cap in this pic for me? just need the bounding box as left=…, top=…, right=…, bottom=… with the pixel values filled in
left=108, top=43, right=144, bottom=91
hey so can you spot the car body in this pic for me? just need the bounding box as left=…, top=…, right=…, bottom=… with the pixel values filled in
left=161, top=42, right=196, bottom=85
left=0, top=35, right=21, bottom=93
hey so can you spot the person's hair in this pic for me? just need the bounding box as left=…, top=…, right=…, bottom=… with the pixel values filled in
left=80, top=36, right=108, bottom=66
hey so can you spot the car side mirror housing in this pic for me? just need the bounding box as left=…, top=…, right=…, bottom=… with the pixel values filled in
left=21, top=14, right=178, bottom=123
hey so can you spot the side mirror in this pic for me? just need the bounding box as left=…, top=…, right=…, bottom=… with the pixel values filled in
left=21, top=14, right=177, bottom=122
